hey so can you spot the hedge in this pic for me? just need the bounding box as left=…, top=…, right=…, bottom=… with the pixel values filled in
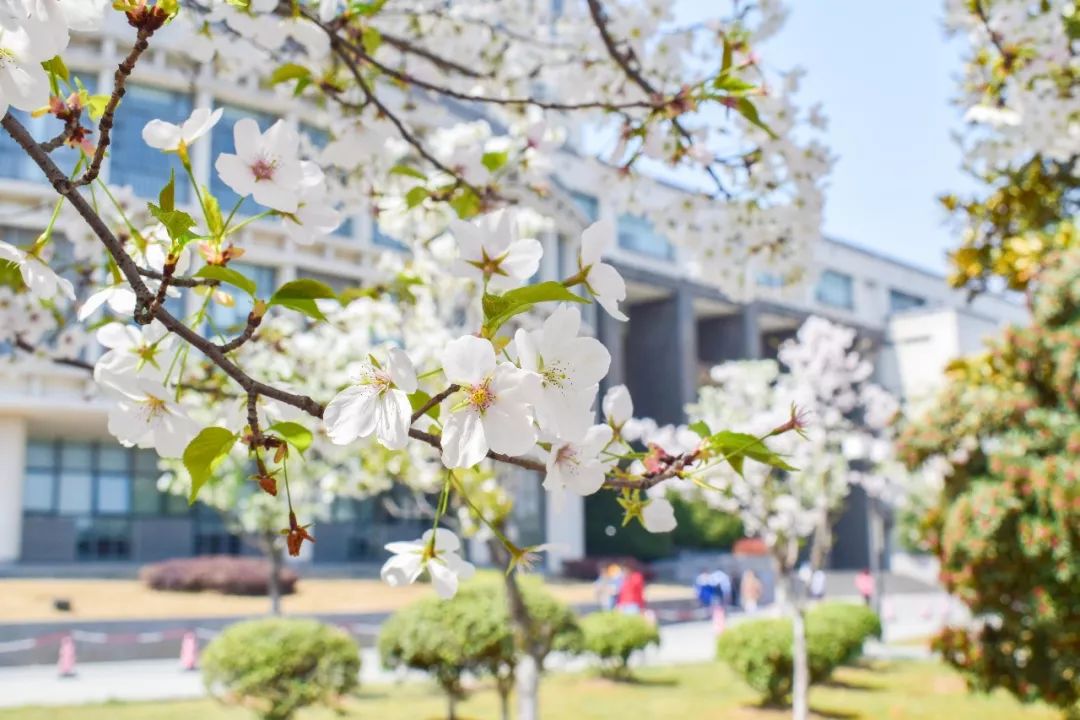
left=201, top=618, right=359, bottom=720
left=140, top=556, right=298, bottom=596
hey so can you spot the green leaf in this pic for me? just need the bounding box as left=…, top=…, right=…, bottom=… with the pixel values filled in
left=268, top=278, right=337, bottom=322
left=268, top=421, right=313, bottom=454
left=721, top=39, right=733, bottom=75
left=203, top=190, right=224, bottom=238
left=481, top=150, right=509, bottom=173
left=713, top=75, right=758, bottom=95
left=709, top=430, right=797, bottom=476
left=270, top=63, right=311, bottom=86
left=361, top=25, right=382, bottom=55
left=688, top=420, right=711, bottom=439
left=350, top=0, right=387, bottom=16
left=390, top=164, right=427, bottom=181
left=735, top=98, right=776, bottom=138
left=85, top=93, right=109, bottom=120
left=159, top=170, right=176, bottom=213
left=148, top=202, right=196, bottom=244
left=41, top=55, right=69, bottom=82
left=408, top=390, right=440, bottom=421
left=405, top=186, right=429, bottom=209
left=449, top=188, right=481, bottom=219
left=482, top=281, right=588, bottom=335
left=194, top=265, right=257, bottom=296
left=183, top=427, right=238, bottom=504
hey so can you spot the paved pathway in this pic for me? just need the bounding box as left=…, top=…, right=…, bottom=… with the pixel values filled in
left=0, top=592, right=948, bottom=709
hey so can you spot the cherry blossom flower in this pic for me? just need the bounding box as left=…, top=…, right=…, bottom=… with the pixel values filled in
left=78, top=283, right=136, bottom=320
left=641, top=496, right=678, bottom=533
left=544, top=424, right=613, bottom=496
left=449, top=209, right=542, bottom=291
left=603, top=384, right=633, bottom=431
left=93, top=321, right=174, bottom=384
left=577, top=219, right=627, bottom=321
left=281, top=161, right=342, bottom=244
left=214, top=118, right=303, bottom=213
left=0, top=240, right=74, bottom=301
left=142, top=107, right=223, bottom=156
left=380, top=528, right=476, bottom=599
left=103, top=377, right=199, bottom=458
left=324, top=347, right=417, bottom=450
left=515, top=304, right=610, bottom=439
left=439, top=335, right=538, bottom=468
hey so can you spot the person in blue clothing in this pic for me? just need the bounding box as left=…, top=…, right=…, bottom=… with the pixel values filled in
left=694, top=569, right=715, bottom=608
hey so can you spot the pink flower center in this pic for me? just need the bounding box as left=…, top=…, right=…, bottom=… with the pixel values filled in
left=250, top=157, right=277, bottom=182
left=465, top=380, right=495, bottom=412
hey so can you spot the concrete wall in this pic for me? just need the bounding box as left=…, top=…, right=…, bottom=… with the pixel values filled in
left=0, top=416, right=26, bottom=563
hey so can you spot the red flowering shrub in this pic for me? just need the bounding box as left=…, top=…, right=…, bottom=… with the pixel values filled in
left=140, top=556, right=298, bottom=596
left=899, top=250, right=1080, bottom=713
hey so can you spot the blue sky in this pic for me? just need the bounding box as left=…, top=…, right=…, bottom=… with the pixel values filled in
left=674, top=0, right=975, bottom=274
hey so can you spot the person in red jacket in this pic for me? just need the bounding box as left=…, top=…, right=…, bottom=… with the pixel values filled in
left=616, top=569, right=646, bottom=614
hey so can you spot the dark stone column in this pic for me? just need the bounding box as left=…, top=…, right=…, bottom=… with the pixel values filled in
left=697, top=304, right=764, bottom=365
left=624, top=287, right=697, bottom=425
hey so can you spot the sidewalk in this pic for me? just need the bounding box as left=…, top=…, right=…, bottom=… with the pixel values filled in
left=0, top=595, right=947, bottom=709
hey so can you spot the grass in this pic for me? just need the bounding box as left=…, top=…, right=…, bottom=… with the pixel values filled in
left=0, top=660, right=1058, bottom=720
left=0, top=576, right=692, bottom=622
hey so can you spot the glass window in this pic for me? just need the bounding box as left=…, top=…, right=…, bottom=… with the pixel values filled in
left=757, top=272, right=786, bottom=288
left=211, top=105, right=276, bottom=218
left=571, top=191, right=599, bottom=222
left=132, top=475, right=162, bottom=515
left=109, top=85, right=193, bottom=201
left=26, top=440, right=55, bottom=469
left=23, top=440, right=184, bottom=519
left=617, top=214, right=673, bottom=260
left=889, top=289, right=926, bottom=313
left=97, top=474, right=131, bottom=514
left=372, top=220, right=407, bottom=251
left=57, top=471, right=93, bottom=515
left=60, top=443, right=93, bottom=469
left=815, top=269, right=854, bottom=310
left=206, top=262, right=277, bottom=335
left=23, top=469, right=55, bottom=513
left=98, top=445, right=129, bottom=472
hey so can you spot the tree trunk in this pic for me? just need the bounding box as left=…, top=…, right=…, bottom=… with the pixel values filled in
left=265, top=532, right=283, bottom=616
left=447, top=693, right=457, bottom=720
left=489, top=536, right=541, bottom=720
left=515, top=654, right=540, bottom=720
left=496, top=675, right=514, bottom=720
left=791, top=590, right=809, bottom=720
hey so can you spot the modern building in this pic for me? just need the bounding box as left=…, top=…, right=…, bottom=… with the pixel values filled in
left=0, top=21, right=1026, bottom=571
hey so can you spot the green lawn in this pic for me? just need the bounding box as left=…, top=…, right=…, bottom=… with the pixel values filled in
left=2, top=660, right=1057, bottom=720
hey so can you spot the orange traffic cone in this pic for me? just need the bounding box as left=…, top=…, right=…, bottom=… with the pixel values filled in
left=711, top=605, right=727, bottom=635
left=57, top=635, right=76, bottom=678
left=179, top=632, right=198, bottom=671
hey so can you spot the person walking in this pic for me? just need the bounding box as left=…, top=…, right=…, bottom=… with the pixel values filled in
left=693, top=569, right=715, bottom=609
left=595, top=563, right=625, bottom=611
left=740, top=569, right=763, bottom=613
left=855, top=568, right=875, bottom=606
left=616, top=569, right=646, bottom=615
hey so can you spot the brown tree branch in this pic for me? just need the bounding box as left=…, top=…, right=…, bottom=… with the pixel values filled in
left=411, top=384, right=458, bottom=423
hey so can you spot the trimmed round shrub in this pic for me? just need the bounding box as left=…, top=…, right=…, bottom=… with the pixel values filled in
left=202, top=618, right=359, bottom=720
left=808, top=602, right=881, bottom=664
left=140, top=556, right=298, bottom=596
left=379, top=580, right=580, bottom=718
left=578, top=611, right=660, bottom=678
left=717, top=605, right=882, bottom=704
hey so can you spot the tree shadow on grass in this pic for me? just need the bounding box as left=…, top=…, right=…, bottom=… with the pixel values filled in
left=809, top=708, right=859, bottom=720
left=820, top=677, right=878, bottom=692
left=590, top=672, right=680, bottom=688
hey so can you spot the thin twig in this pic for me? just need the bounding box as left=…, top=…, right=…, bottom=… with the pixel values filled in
left=410, top=384, right=458, bottom=423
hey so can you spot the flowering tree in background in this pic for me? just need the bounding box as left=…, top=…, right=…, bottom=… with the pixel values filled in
left=0, top=1, right=830, bottom=718
left=899, top=250, right=1080, bottom=717
left=942, top=0, right=1077, bottom=294
left=684, top=316, right=903, bottom=720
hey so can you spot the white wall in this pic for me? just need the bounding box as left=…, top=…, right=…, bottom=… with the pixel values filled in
left=544, top=490, right=585, bottom=573
left=0, top=416, right=27, bottom=563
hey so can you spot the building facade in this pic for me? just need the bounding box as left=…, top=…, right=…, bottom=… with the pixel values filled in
left=0, top=24, right=1026, bottom=570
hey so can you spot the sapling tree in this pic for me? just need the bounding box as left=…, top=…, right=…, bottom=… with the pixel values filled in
left=683, top=316, right=904, bottom=720
left=0, top=1, right=829, bottom=718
